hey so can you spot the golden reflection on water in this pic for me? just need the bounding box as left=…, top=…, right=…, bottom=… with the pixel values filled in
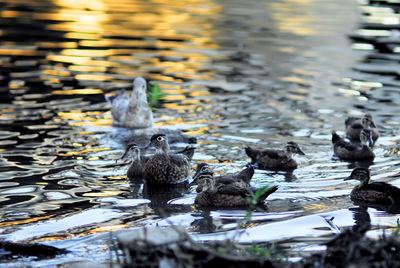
left=267, top=0, right=318, bottom=36
left=37, top=0, right=222, bottom=130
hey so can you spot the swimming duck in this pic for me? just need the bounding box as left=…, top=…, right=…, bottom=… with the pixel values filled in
left=144, top=134, right=195, bottom=184
left=345, top=114, right=379, bottom=144
left=245, top=141, right=305, bottom=170
left=121, top=143, right=149, bottom=179
left=105, top=77, right=153, bottom=129
left=332, top=129, right=375, bottom=160
left=345, top=167, right=400, bottom=205
left=191, top=163, right=254, bottom=192
left=195, top=177, right=278, bottom=207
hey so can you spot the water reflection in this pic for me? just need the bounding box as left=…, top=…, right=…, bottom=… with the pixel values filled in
left=0, top=0, right=400, bottom=265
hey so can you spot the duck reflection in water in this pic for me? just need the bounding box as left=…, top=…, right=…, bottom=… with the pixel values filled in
left=190, top=210, right=217, bottom=234
left=349, top=205, right=371, bottom=232
left=143, top=183, right=192, bottom=216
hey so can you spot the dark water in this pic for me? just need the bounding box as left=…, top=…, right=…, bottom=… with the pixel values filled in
left=0, top=0, right=400, bottom=266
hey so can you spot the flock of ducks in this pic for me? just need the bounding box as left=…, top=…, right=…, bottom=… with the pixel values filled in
left=109, top=77, right=400, bottom=209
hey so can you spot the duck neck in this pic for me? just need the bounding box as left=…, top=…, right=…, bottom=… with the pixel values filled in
left=156, top=143, right=169, bottom=155
left=132, top=150, right=140, bottom=162
left=359, top=178, right=370, bottom=187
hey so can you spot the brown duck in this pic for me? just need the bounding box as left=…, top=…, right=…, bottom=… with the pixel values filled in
left=144, top=134, right=195, bottom=184
left=245, top=141, right=305, bottom=170
left=195, top=176, right=278, bottom=207
left=332, top=129, right=374, bottom=160
left=121, top=143, right=148, bottom=179
left=345, top=167, right=400, bottom=205
left=345, top=114, right=379, bottom=145
left=191, top=163, right=254, bottom=193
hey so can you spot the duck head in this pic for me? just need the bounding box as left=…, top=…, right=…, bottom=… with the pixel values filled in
left=188, top=163, right=213, bottom=187
left=285, top=141, right=305, bottom=156
left=360, top=128, right=373, bottom=147
left=132, top=77, right=148, bottom=104
left=121, top=143, right=141, bottom=161
left=150, top=133, right=169, bottom=153
left=197, top=176, right=215, bottom=192
left=362, top=114, right=376, bottom=128
left=344, top=167, right=370, bottom=186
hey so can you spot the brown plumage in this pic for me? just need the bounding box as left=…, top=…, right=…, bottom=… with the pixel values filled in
left=144, top=134, right=194, bottom=184
left=332, top=129, right=374, bottom=160
left=195, top=176, right=278, bottom=207
left=345, top=114, right=379, bottom=145
left=191, top=163, right=254, bottom=193
left=345, top=167, right=400, bottom=205
left=245, top=141, right=305, bottom=170
left=121, top=143, right=149, bottom=179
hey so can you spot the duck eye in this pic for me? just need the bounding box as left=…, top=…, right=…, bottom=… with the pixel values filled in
left=157, top=136, right=163, bottom=141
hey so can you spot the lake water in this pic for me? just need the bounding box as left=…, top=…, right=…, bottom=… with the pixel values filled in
left=1, top=0, right=400, bottom=266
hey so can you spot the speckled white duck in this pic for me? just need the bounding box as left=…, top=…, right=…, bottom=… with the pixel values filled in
left=105, top=77, right=153, bottom=129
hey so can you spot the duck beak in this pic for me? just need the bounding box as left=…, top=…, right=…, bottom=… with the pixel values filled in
left=297, top=149, right=306, bottom=155
left=187, top=180, right=197, bottom=187
left=344, top=176, right=353, bottom=181
left=120, top=149, right=129, bottom=161
left=368, top=137, right=374, bottom=147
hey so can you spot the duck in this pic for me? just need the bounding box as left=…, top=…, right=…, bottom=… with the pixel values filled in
left=191, top=163, right=254, bottom=193
left=245, top=141, right=305, bottom=170
left=345, top=114, right=379, bottom=144
left=194, top=176, right=278, bottom=207
left=105, top=77, right=153, bottom=129
left=332, top=129, right=375, bottom=160
left=345, top=167, right=400, bottom=205
left=121, top=143, right=149, bottom=179
left=143, top=134, right=195, bottom=184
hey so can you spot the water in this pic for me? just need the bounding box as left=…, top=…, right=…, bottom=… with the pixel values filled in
left=0, top=0, right=400, bottom=266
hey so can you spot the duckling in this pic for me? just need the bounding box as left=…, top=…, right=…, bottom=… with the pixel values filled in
left=191, top=163, right=254, bottom=192
left=245, top=141, right=305, bottom=170
left=332, top=129, right=375, bottom=160
left=345, top=167, right=400, bottom=205
left=345, top=114, right=379, bottom=144
left=121, top=143, right=149, bottom=179
left=144, top=134, right=194, bottom=184
left=105, top=77, right=153, bottom=129
left=195, top=177, right=278, bottom=207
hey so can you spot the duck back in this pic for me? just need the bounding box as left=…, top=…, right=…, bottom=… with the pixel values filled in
left=351, top=182, right=400, bottom=205
left=144, top=153, right=190, bottom=184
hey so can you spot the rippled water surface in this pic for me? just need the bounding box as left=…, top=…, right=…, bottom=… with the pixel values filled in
left=1, top=0, right=400, bottom=266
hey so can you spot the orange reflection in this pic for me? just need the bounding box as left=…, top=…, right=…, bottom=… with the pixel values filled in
left=58, top=147, right=110, bottom=156
left=52, top=88, right=103, bottom=95
left=0, top=214, right=53, bottom=228
left=58, top=111, right=112, bottom=127
left=268, top=0, right=319, bottom=36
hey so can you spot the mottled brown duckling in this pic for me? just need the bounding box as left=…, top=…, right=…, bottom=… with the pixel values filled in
left=144, top=134, right=195, bottom=184
left=191, top=163, right=254, bottom=193
left=345, top=167, right=400, bottom=205
left=245, top=141, right=305, bottom=170
left=121, top=143, right=149, bottom=179
left=195, top=177, right=278, bottom=207
left=332, top=129, right=375, bottom=160
left=105, top=77, right=153, bottom=129
left=345, top=114, right=379, bottom=144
